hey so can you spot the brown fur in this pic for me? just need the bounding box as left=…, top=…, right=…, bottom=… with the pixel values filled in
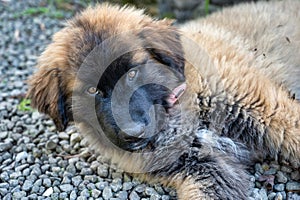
left=27, top=1, right=300, bottom=199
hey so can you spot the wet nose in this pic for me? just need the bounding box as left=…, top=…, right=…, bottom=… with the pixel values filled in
left=121, top=123, right=145, bottom=138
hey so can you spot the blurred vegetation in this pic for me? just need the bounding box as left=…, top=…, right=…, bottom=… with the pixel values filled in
left=205, top=0, right=210, bottom=15
left=18, top=99, right=33, bottom=112
left=14, top=0, right=159, bottom=19
left=104, top=0, right=158, bottom=16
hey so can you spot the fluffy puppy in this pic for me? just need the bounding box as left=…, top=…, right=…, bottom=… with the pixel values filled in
left=27, top=1, right=300, bottom=199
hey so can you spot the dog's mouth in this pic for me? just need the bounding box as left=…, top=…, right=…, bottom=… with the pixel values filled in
left=165, top=83, right=186, bottom=111
left=115, top=83, right=187, bottom=151
left=165, top=83, right=186, bottom=108
left=117, top=131, right=154, bottom=151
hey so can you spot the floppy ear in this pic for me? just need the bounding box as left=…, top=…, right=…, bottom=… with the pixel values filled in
left=27, top=68, right=71, bottom=131
left=139, top=22, right=185, bottom=79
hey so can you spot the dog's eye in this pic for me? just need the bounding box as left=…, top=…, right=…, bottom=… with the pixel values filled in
left=128, top=70, right=137, bottom=81
left=86, top=86, right=102, bottom=96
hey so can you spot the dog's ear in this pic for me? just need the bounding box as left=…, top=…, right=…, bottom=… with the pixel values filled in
left=139, top=21, right=185, bottom=78
left=27, top=67, right=72, bottom=132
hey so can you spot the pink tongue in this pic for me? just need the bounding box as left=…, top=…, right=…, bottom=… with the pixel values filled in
left=166, top=83, right=186, bottom=107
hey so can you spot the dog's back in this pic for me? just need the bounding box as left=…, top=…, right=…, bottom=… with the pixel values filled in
left=181, top=0, right=300, bottom=99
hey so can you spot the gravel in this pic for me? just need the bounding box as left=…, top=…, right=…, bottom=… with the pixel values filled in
left=0, top=0, right=299, bottom=200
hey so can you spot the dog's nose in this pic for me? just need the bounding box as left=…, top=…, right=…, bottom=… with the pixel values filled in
left=121, top=123, right=145, bottom=138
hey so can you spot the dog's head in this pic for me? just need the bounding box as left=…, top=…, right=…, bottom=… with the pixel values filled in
left=28, top=4, right=186, bottom=151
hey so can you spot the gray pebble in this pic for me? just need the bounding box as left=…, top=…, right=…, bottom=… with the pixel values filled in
left=43, top=187, right=54, bottom=197
left=276, top=171, right=288, bottom=183
left=111, top=178, right=122, bottom=192
left=123, top=182, right=133, bottom=191
left=87, top=183, right=96, bottom=190
left=135, top=184, right=146, bottom=193
left=91, top=189, right=101, bottom=198
left=281, top=166, right=293, bottom=173
left=162, top=195, right=170, bottom=200
left=0, top=131, right=8, bottom=139
left=39, top=186, right=46, bottom=194
left=15, top=164, right=29, bottom=172
left=70, top=190, right=77, bottom=200
left=45, top=140, right=57, bottom=150
left=58, top=132, right=69, bottom=140
left=0, top=188, right=8, bottom=196
left=59, top=192, right=68, bottom=199
left=75, top=161, right=89, bottom=170
left=102, top=186, right=113, bottom=200
left=3, top=193, right=12, bottom=200
left=280, top=191, right=287, bottom=199
left=11, top=185, right=21, bottom=193
left=154, top=184, right=165, bottom=195
left=275, top=192, right=283, bottom=200
left=96, top=181, right=109, bottom=190
left=31, top=185, right=40, bottom=193
left=22, top=168, right=31, bottom=177
left=70, top=133, right=81, bottom=145
left=10, top=171, right=22, bottom=179
left=150, top=194, right=161, bottom=200
left=0, top=172, right=9, bottom=181
left=27, top=154, right=35, bottom=164
left=34, top=179, right=42, bottom=187
left=0, top=182, right=9, bottom=189
left=61, top=176, right=71, bottom=184
left=117, top=191, right=128, bottom=200
left=255, top=163, right=264, bottom=174
left=59, top=184, right=74, bottom=192
left=22, top=180, right=33, bottom=191
left=145, top=187, right=158, bottom=196
left=291, top=171, right=300, bottom=181
left=80, top=168, right=93, bottom=175
left=43, top=178, right=52, bottom=187
left=84, top=175, right=98, bottom=182
left=27, top=194, right=38, bottom=199
left=77, top=196, right=87, bottom=200
left=251, top=188, right=260, bottom=199
left=13, top=191, right=27, bottom=199
left=66, top=164, right=76, bottom=174
left=8, top=179, right=19, bottom=187
left=287, top=192, right=300, bottom=200
left=50, top=193, right=59, bottom=199
left=53, top=186, right=61, bottom=193
left=286, top=181, right=300, bottom=191
left=129, top=191, right=141, bottom=200
left=274, top=184, right=285, bottom=192
left=72, top=176, right=82, bottom=186
left=0, top=142, right=12, bottom=152
left=90, top=161, right=100, bottom=171
left=27, top=174, right=37, bottom=182
left=97, top=165, right=108, bottom=178
left=80, top=189, right=91, bottom=197
left=112, top=172, right=123, bottom=179
left=264, top=168, right=277, bottom=175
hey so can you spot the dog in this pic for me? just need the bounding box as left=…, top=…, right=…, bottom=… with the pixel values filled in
left=27, top=1, right=300, bottom=199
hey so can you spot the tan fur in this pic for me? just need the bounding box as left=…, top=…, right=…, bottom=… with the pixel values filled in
left=181, top=0, right=300, bottom=166
left=27, top=1, right=300, bottom=199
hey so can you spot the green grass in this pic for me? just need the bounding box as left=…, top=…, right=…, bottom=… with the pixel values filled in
left=205, top=0, right=210, bottom=15
left=14, top=6, right=65, bottom=19
left=161, top=12, right=175, bottom=19
left=23, top=7, right=50, bottom=16
left=13, top=0, right=77, bottom=19
left=18, top=99, right=33, bottom=112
